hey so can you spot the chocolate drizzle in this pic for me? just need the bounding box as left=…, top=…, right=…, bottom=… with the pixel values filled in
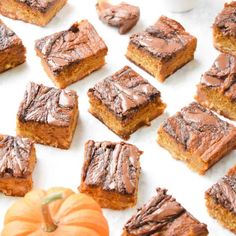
left=96, top=1, right=140, bottom=34
left=124, top=188, right=208, bottom=235
left=17, top=82, right=77, bottom=126
left=0, top=135, right=33, bottom=178
left=82, top=140, right=142, bottom=195
left=214, top=2, right=236, bottom=37
left=201, top=53, right=236, bottom=101
left=35, top=20, right=108, bottom=75
left=206, top=174, right=236, bottom=214
left=162, top=102, right=236, bottom=161
left=0, top=20, right=20, bottom=51
left=18, top=0, right=56, bottom=13
left=129, top=16, right=196, bottom=61
left=89, top=66, right=160, bottom=120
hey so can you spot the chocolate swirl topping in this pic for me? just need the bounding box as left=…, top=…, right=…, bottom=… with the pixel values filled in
left=129, top=16, right=195, bottom=61
left=0, top=20, right=20, bottom=51
left=206, top=173, right=236, bottom=215
left=0, top=135, right=33, bottom=178
left=17, top=82, right=77, bottom=126
left=214, top=2, right=236, bottom=37
left=201, top=53, right=236, bottom=101
left=124, top=188, right=208, bottom=235
left=82, top=140, right=142, bottom=195
left=162, top=102, right=236, bottom=162
left=35, top=20, right=108, bottom=75
left=89, top=66, right=160, bottom=120
left=18, top=0, right=56, bottom=13
left=96, top=1, right=140, bottom=34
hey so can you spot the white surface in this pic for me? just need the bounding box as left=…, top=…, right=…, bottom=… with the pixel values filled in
left=161, top=0, right=198, bottom=13
left=0, top=0, right=234, bottom=235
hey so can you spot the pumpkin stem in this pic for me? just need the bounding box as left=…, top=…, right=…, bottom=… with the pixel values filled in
left=41, top=192, right=63, bottom=232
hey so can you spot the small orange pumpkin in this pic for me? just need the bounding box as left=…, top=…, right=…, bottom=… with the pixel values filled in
left=1, top=187, right=109, bottom=236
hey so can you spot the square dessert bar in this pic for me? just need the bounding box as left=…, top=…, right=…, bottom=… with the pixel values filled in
left=0, top=0, right=67, bottom=26
left=196, top=53, right=236, bottom=120
left=35, top=20, right=108, bottom=89
left=96, top=1, right=140, bottom=34
left=0, top=20, right=26, bottom=73
left=126, top=16, right=197, bottom=82
left=157, top=102, right=236, bottom=175
left=88, top=66, right=166, bottom=140
left=213, top=2, right=236, bottom=56
left=122, top=188, right=208, bottom=236
left=0, top=135, right=36, bottom=197
left=16, top=82, right=78, bottom=149
left=206, top=165, right=236, bottom=234
left=79, top=140, right=142, bottom=210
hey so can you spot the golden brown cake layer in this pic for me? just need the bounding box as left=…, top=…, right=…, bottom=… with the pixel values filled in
left=79, top=140, right=142, bottom=209
left=0, top=0, right=67, bottom=26
left=123, top=188, right=208, bottom=236
left=158, top=102, right=236, bottom=174
left=126, top=16, right=197, bottom=82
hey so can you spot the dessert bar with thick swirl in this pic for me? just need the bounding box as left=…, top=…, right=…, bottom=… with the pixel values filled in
left=213, top=1, right=236, bottom=56
left=35, top=20, right=108, bottom=88
left=96, top=1, right=140, bottom=34
left=122, top=188, right=208, bottom=236
left=126, top=16, right=197, bottom=82
left=88, top=66, right=166, bottom=139
left=16, top=82, right=78, bottom=149
left=0, top=0, right=67, bottom=26
left=157, top=102, right=236, bottom=175
left=205, top=165, right=236, bottom=234
left=0, top=20, right=26, bottom=73
left=0, top=135, right=36, bottom=197
left=196, top=53, right=236, bottom=120
left=79, top=140, right=142, bottom=209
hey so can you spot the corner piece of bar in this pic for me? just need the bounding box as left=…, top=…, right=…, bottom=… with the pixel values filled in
left=122, top=188, right=208, bottom=236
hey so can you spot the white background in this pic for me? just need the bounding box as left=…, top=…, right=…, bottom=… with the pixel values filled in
left=0, top=0, right=234, bottom=235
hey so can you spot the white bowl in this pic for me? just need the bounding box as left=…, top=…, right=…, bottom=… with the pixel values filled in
left=163, top=0, right=198, bottom=13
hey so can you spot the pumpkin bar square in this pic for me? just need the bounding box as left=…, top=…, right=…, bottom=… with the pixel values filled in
left=0, top=0, right=67, bottom=26
left=88, top=66, right=166, bottom=140
left=122, top=188, right=208, bottom=236
left=196, top=53, right=236, bottom=120
left=35, top=20, right=108, bottom=89
left=0, top=135, right=36, bottom=197
left=157, top=102, right=236, bottom=175
left=126, top=16, right=197, bottom=82
left=205, top=165, right=236, bottom=234
left=16, top=82, right=78, bottom=149
left=213, top=2, right=236, bottom=56
left=96, top=1, right=140, bottom=34
left=79, top=140, right=142, bottom=210
left=0, top=20, right=26, bottom=73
